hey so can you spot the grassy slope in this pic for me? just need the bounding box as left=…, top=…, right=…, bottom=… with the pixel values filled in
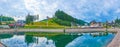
left=24, top=18, right=66, bottom=29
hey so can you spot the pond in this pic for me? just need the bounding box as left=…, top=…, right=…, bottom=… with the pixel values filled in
left=0, top=32, right=115, bottom=47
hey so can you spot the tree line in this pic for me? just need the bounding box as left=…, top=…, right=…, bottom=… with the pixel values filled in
left=53, top=10, right=87, bottom=26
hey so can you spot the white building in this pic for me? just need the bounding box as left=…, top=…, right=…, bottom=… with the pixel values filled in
left=90, top=20, right=103, bottom=27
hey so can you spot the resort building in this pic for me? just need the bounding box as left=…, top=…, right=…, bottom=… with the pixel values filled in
left=90, top=20, right=103, bottom=27
left=106, top=21, right=115, bottom=27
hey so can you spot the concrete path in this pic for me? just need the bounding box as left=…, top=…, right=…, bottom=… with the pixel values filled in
left=66, top=28, right=117, bottom=33
left=0, top=28, right=117, bottom=33
left=107, top=29, right=120, bottom=47
left=0, top=42, right=6, bottom=47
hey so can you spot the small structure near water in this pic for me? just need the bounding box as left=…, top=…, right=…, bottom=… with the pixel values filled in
left=90, top=20, right=103, bottom=28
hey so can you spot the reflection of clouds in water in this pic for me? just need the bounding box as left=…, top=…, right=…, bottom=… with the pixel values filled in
left=66, top=34, right=91, bottom=47
left=1, top=35, right=56, bottom=47
left=1, top=35, right=27, bottom=47
left=66, top=33, right=114, bottom=47
left=31, top=37, right=55, bottom=47
left=66, top=36, right=87, bottom=47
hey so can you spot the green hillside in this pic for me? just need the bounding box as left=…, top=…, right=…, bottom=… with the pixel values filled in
left=25, top=10, right=87, bottom=28
left=40, top=10, right=87, bottom=26
left=54, top=10, right=87, bottom=26
left=0, top=16, right=15, bottom=25
left=25, top=18, right=65, bottom=29
left=0, top=16, right=14, bottom=21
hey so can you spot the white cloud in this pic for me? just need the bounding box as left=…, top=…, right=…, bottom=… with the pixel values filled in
left=116, top=9, right=120, bottom=13
left=0, top=0, right=8, bottom=2
left=12, top=16, right=25, bottom=21
left=24, top=0, right=40, bottom=14
left=23, top=0, right=59, bottom=21
left=0, top=0, right=120, bottom=22
left=24, top=0, right=44, bottom=20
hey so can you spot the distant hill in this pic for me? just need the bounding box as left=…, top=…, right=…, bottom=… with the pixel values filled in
left=36, top=18, right=61, bottom=26
left=53, top=10, right=87, bottom=26
left=0, top=16, right=14, bottom=21
left=0, top=16, right=14, bottom=25
left=40, top=10, right=87, bottom=26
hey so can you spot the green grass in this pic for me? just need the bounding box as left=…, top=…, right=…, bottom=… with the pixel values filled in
left=24, top=25, right=65, bottom=29
left=25, top=32, right=65, bottom=37
left=24, top=18, right=70, bottom=29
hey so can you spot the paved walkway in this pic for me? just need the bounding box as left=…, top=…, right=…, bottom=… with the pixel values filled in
left=0, top=42, right=6, bottom=47
left=107, top=29, right=120, bottom=47
left=0, top=28, right=117, bottom=33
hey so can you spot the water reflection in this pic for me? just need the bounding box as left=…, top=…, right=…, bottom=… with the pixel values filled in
left=25, top=35, right=35, bottom=45
left=90, top=32, right=109, bottom=37
left=49, top=35, right=79, bottom=47
left=0, top=35, right=56, bottom=47
left=0, top=32, right=115, bottom=47
left=0, top=34, right=13, bottom=39
left=66, top=33, right=115, bottom=47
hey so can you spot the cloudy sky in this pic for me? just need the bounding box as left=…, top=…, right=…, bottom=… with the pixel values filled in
left=0, top=0, right=120, bottom=22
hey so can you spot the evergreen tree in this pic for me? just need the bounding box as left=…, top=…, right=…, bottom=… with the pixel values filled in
left=26, top=14, right=34, bottom=25
left=115, top=16, right=120, bottom=27
left=26, top=14, right=39, bottom=25
left=54, top=10, right=87, bottom=26
left=0, top=14, right=14, bottom=25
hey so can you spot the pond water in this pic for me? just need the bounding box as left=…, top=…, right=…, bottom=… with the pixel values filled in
left=0, top=32, right=115, bottom=47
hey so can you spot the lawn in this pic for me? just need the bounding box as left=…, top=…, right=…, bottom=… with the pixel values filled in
left=24, top=19, right=70, bottom=29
